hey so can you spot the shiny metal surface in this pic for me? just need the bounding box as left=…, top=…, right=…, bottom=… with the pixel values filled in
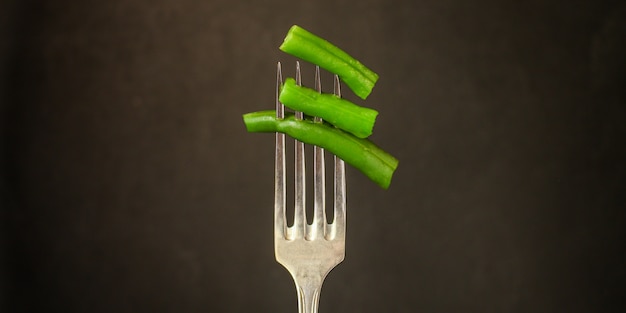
left=274, top=62, right=347, bottom=313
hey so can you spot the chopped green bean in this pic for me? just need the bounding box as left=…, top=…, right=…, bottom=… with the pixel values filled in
left=279, top=77, right=378, bottom=139
left=243, top=110, right=398, bottom=189
left=279, top=25, right=379, bottom=100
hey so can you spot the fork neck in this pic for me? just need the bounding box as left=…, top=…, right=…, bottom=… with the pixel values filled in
left=295, top=281, right=322, bottom=313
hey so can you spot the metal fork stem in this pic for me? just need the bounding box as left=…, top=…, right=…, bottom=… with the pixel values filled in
left=295, top=272, right=324, bottom=313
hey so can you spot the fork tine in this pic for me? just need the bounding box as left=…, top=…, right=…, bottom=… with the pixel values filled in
left=290, top=61, right=306, bottom=240
left=311, top=65, right=326, bottom=240
left=312, top=66, right=323, bottom=124
left=275, top=62, right=286, bottom=239
left=329, top=74, right=347, bottom=240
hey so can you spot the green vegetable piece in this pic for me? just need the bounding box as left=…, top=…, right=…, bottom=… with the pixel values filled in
left=243, top=110, right=398, bottom=189
left=279, top=77, right=378, bottom=139
left=279, top=25, right=379, bottom=100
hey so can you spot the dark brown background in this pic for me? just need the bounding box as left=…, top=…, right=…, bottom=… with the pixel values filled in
left=1, top=0, right=625, bottom=312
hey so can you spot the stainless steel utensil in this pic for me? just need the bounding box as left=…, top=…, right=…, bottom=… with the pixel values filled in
left=274, top=61, right=347, bottom=313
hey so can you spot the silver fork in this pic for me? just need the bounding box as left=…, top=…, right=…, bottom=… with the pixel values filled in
left=274, top=61, right=347, bottom=313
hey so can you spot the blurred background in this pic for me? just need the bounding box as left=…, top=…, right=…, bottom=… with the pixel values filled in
left=1, top=0, right=624, bottom=312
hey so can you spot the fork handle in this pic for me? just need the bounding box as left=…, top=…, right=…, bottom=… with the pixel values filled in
left=293, top=273, right=324, bottom=313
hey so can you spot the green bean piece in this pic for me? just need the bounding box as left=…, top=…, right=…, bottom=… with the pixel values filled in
left=243, top=110, right=398, bottom=189
left=279, top=77, right=378, bottom=139
left=279, top=25, right=379, bottom=100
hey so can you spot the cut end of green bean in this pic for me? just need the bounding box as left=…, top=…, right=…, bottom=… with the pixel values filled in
left=279, top=25, right=379, bottom=100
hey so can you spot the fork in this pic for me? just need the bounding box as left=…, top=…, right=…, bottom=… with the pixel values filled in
left=274, top=61, right=347, bottom=313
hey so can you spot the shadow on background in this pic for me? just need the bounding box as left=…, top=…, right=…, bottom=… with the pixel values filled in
left=1, top=0, right=624, bottom=312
